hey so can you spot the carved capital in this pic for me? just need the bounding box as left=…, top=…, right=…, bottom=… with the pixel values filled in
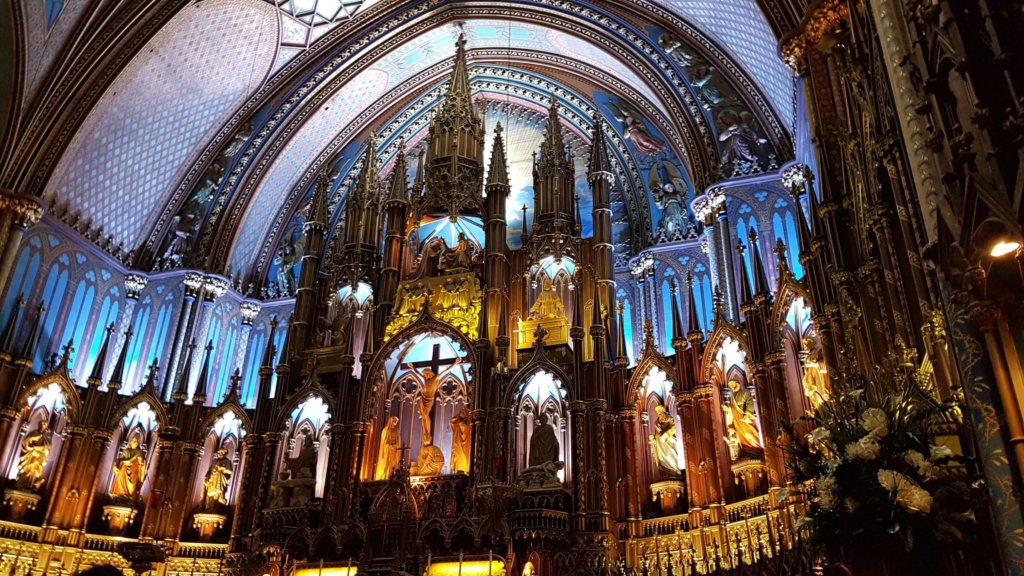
left=968, top=301, right=1000, bottom=332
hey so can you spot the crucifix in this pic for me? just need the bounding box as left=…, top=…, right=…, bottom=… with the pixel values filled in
left=405, top=343, right=463, bottom=446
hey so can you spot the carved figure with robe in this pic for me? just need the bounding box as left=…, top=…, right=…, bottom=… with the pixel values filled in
left=529, top=277, right=566, bottom=319
left=274, top=229, right=305, bottom=294
left=648, top=405, right=681, bottom=476
left=375, top=416, right=402, bottom=480
left=406, top=358, right=463, bottom=446
left=449, top=408, right=472, bottom=474
left=287, top=431, right=317, bottom=479
left=519, top=412, right=564, bottom=488
left=801, top=337, right=830, bottom=414
left=441, top=232, right=475, bottom=270
left=657, top=33, right=695, bottom=67
left=650, top=161, right=694, bottom=241
left=716, top=110, right=765, bottom=165
left=723, top=380, right=762, bottom=456
left=16, top=420, right=52, bottom=491
left=201, top=448, right=234, bottom=509
left=110, top=436, right=147, bottom=501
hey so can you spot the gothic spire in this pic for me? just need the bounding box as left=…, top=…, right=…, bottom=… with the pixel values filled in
left=309, top=166, right=331, bottom=227
left=141, top=359, right=160, bottom=395
left=686, top=272, right=702, bottom=337
left=615, top=299, right=628, bottom=361
left=538, top=94, right=568, bottom=171
left=354, top=133, right=381, bottom=206
left=737, top=241, right=755, bottom=305
left=261, top=317, right=280, bottom=370
left=87, top=323, right=115, bottom=387
left=192, top=340, right=214, bottom=404
left=669, top=278, right=685, bottom=348
left=362, top=308, right=375, bottom=358
left=387, top=143, right=409, bottom=203
left=588, top=115, right=612, bottom=178
left=748, top=229, right=771, bottom=296
left=107, top=327, right=134, bottom=392
left=442, top=33, right=474, bottom=116
left=173, top=340, right=196, bottom=402
left=487, top=122, right=510, bottom=188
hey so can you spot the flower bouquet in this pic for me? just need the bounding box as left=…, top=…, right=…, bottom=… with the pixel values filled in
left=782, top=373, right=976, bottom=574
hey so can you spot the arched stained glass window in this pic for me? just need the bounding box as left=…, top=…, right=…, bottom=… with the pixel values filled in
left=616, top=288, right=635, bottom=366
left=124, top=296, right=152, bottom=393
left=35, top=261, right=69, bottom=371
left=242, top=322, right=268, bottom=408
left=60, top=274, right=97, bottom=380
left=1, top=237, right=42, bottom=330
left=87, top=286, right=121, bottom=380
left=660, top=268, right=676, bottom=353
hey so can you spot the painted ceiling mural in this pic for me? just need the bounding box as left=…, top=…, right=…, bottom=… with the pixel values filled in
left=34, top=0, right=800, bottom=290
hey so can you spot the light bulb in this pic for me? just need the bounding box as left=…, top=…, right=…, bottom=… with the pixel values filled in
left=991, top=240, right=1021, bottom=257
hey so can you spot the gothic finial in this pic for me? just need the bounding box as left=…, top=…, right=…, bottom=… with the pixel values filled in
left=223, top=368, right=242, bottom=404
left=142, top=359, right=160, bottom=393
left=588, top=114, right=612, bottom=178
left=387, top=143, right=409, bottom=203
left=192, top=340, right=214, bottom=404
left=87, top=323, right=116, bottom=386
left=59, top=339, right=74, bottom=369
left=615, top=299, right=628, bottom=361
left=774, top=238, right=793, bottom=282
left=486, top=122, right=510, bottom=188
left=173, top=340, right=197, bottom=402
left=749, top=231, right=771, bottom=296
left=736, top=240, right=755, bottom=305
left=686, top=271, right=702, bottom=337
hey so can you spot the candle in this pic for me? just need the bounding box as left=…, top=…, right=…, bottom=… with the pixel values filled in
left=458, top=551, right=463, bottom=576
left=488, top=550, right=492, bottom=576
left=318, top=558, right=324, bottom=576
left=346, top=557, right=352, bottom=576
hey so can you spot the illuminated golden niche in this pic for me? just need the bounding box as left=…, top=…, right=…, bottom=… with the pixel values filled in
left=385, top=272, right=483, bottom=341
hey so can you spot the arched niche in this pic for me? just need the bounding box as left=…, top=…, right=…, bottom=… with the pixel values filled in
left=779, top=295, right=829, bottom=418
left=4, top=382, right=69, bottom=493
left=279, top=395, right=332, bottom=499
left=103, top=401, right=160, bottom=507
left=513, top=369, right=571, bottom=484
left=193, top=410, right=247, bottom=514
left=366, top=331, right=471, bottom=479
left=709, top=335, right=764, bottom=463
left=638, top=366, right=685, bottom=483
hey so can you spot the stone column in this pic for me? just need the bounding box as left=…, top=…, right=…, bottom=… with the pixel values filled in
left=0, top=190, right=44, bottom=299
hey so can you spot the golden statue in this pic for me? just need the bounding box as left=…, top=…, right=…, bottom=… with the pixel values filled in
left=375, top=416, right=402, bottom=480
left=648, top=405, right=681, bottom=475
left=529, top=277, right=566, bottom=319
left=449, top=408, right=472, bottom=474
left=110, top=436, right=147, bottom=500
left=801, top=337, right=830, bottom=414
left=406, top=358, right=463, bottom=446
left=201, top=448, right=234, bottom=509
left=16, top=421, right=52, bottom=491
left=522, top=561, right=536, bottom=576
left=723, top=380, right=762, bottom=455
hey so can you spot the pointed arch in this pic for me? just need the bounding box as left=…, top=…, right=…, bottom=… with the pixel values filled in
left=701, top=324, right=748, bottom=383
left=626, top=352, right=676, bottom=405
left=16, top=368, right=82, bottom=422
left=105, top=391, right=169, bottom=431
left=198, top=402, right=252, bottom=434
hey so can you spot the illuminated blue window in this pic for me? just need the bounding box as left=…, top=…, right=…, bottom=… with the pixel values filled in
left=1, top=238, right=41, bottom=329
left=269, top=321, right=288, bottom=398
left=35, top=263, right=69, bottom=371
left=417, top=215, right=485, bottom=249
left=212, top=316, right=240, bottom=405
left=87, top=286, right=121, bottom=379
left=46, top=0, right=64, bottom=28
left=61, top=275, right=96, bottom=379
left=124, top=297, right=152, bottom=393
left=535, top=256, right=576, bottom=282
left=242, top=322, right=268, bottom=408
left=660, top=268, right=676, bottom=352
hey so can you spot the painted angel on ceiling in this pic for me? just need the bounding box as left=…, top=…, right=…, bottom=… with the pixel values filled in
left=607, top=100, right=665, bottom=155
left=690, top=66, right=739, bottom=110
left=657, top=32, right=696, bottom=68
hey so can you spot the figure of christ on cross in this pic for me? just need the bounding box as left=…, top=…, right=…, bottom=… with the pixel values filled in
left=405, top=343, right=463, bottom=447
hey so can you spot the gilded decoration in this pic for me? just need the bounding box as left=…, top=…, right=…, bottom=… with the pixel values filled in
left=781, top=0, right=850, bottom=69
left=385, top=272, right=483, bottom=342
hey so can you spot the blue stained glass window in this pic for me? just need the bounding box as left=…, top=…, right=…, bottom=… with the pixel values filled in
left=149, top=296, right=176, bottom=383
left=125, top=298, right=152, bottom=392
left=617, top=289, right=635, bottom=366
left=213, top=319, right=240, bottom=405
left=660, top=269, right=676, bottom=352
left=242, top=324, right=268, bottom=408
left=46, top=0, right=64, bottom=29
left=35, top=267, right=69, bottom=371
left=60, top=279, right=96, bottom=379
left=269, top=322, right=288, bottom=398
left=417, top=215, right=485, bottom=249
left=87, top=288, right=121, bottom=378
left=1, top=246, right=41, bottom=329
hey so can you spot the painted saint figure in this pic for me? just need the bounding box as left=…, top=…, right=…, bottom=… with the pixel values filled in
left=406, top=357, right=463, bottom=446
left=648, top=405, right=681, bottom=475
left=529, top=277, right=566, bottom=319
left=16, top=420, right=53, bottom=491
left=375, top=416, right=402, bottom=480
left=110, top=436, right=147, bottom=500
left=201, top=448, right=234, bottom=509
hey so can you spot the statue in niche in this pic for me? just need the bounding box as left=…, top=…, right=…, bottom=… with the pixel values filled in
left=406, top=358, right=463, bottom=446
left=162, top=172, right=218, bottom=266
left=400, top=283, right=429, bottom=315
left=658, top=32, right=696, bottom=67
left=607, top=100, right=665, bottom=155
left=529, top=277, right=566, bottom=320
left=441, top=232, right=476, bottom=270
left=801, top=336, right=831, bottom=414
left=722, top=380, right=762, bottom=459
left=716, top=110, right=766, bottom=165
left=519, top=412, right=564, bottom=488
left=649, top=161, right=696, bottom=241
left=648, top=405, right=681, bottom=476
left=449, top=408, right=472, bottom=474
left=690, top=66, right=739, bottom=110
left=286, top=430, right=317, bottom=479
left=274, top=227, right=305, bottom=295
left=438, top=277, right=467, bottom=310
left=16, top=420, right=52, bottom=491
left=201, top=448, right=234, bottom=509
left=110, top=436, right=147, bottom=501
left=375, top=416, right=402, bottom=480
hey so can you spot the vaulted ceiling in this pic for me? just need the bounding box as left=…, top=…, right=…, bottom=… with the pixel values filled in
left=0, top=0, right=799, bottom=287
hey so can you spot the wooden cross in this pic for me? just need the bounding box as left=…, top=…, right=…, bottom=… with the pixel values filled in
left=405, top=343, right=458, bottom=374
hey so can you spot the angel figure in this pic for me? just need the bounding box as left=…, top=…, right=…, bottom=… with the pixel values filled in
left=690, top=66, right=738, bottom=110
left=274, top=227, right=306, bottom=294
left=607, top=100, right=664, bottom=155
left=658, top=32, right=696, bottom=67
left=716, top=110, right=766, bottom=165
left=649, top=161, right=694, bottom=240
